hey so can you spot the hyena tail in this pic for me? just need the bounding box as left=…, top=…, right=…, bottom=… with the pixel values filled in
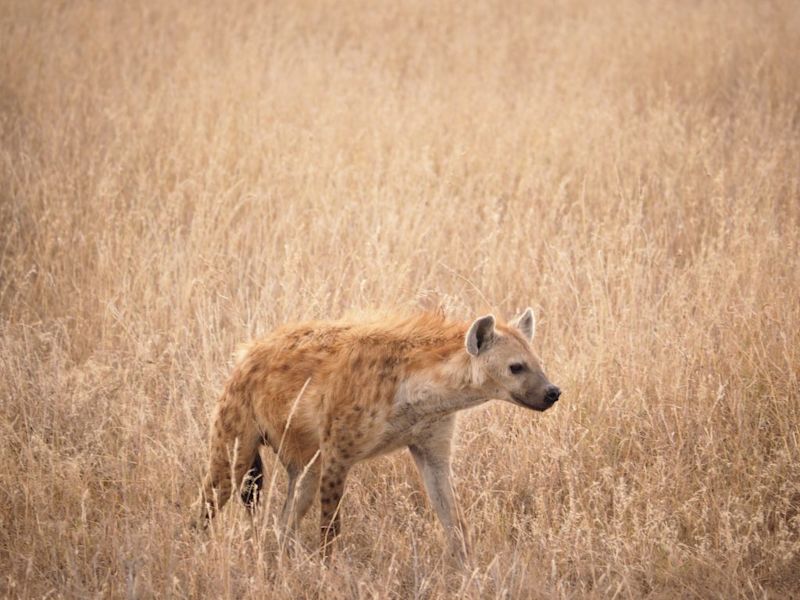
left=192, top=393, right=262, bottom=528
left=240, top=449, right=264, bottom=509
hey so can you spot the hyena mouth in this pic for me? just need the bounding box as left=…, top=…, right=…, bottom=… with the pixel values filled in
left=511, top=393, right=551, bottom=412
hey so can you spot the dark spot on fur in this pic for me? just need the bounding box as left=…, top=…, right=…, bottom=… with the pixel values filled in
left=380, top=357, right=399, bottom=378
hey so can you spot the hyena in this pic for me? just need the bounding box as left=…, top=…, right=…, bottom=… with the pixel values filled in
left=193, top=308, right=560, bottom=560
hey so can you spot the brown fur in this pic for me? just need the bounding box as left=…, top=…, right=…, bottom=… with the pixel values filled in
left=193, top=309, right=559, bottom=560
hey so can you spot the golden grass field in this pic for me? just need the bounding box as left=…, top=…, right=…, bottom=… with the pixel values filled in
left=2, top=0, right=799, bottom=597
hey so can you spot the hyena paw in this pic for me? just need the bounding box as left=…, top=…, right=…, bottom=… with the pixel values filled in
left=447, top=538, right=471, bottom=570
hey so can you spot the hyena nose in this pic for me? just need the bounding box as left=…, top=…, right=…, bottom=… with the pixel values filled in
left=544, top=385, right=561, bottom=404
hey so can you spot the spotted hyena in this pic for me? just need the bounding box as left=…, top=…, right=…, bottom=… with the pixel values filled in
left=193, top=307, right=560, bottom=560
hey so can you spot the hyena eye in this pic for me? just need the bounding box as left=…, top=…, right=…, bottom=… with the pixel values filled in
left=509, top=363, right=526, bottom=375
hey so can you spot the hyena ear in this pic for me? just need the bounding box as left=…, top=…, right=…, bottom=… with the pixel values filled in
left=511, top=307, right=535, bottom=342
left=466, top=314, right=496, bottom=356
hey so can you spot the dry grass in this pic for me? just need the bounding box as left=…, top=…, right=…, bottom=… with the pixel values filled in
left=2, top=0, right=799, bottom=597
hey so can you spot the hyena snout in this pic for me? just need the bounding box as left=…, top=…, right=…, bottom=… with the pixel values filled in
left=543, top=384, right=561, bottom=405
left=510, top=380, right=561, bottom=411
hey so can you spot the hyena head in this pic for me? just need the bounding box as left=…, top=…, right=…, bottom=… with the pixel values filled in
left=465, top=308, right=561, bottom=411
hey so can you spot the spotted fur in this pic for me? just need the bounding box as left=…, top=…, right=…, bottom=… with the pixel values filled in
left=193, top=308, right=560, bottom=560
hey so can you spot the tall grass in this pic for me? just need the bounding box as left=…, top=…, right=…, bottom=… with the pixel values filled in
left=1, top=0, right=799, bottom=597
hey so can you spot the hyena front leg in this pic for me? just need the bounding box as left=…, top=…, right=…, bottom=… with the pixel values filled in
left=409, top=420, right=470, bottom=563
left=193, top=393, right=261, bottom=527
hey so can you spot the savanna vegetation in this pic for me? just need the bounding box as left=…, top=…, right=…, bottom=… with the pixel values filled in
left=1, top=0, right=799, bottom=597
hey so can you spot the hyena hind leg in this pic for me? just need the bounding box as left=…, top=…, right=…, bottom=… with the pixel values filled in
left=319, top=458, right=351, bottom=558
left=240, top=450, right=264, bottom=510
left=278, top=461, right=320, bottom=548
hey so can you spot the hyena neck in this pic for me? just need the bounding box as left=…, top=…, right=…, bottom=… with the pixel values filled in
left=399, top=348, right=493, bottom=419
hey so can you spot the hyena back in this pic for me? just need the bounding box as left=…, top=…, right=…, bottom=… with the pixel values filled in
left=194, top=308, right=560, bottom=559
